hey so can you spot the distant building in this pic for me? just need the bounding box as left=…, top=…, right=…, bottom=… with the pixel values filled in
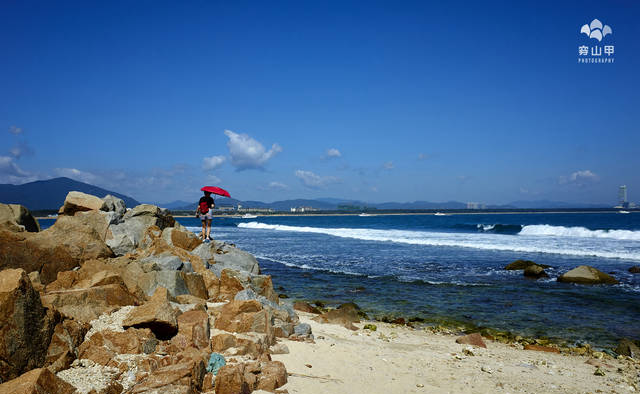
left=290, top=206, right=318, bottom=213
left=619, top=185, right=629, bottom=209
left=466, top=202, right=486, bottom=210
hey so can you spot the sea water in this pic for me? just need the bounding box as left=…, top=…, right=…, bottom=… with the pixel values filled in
left=181, top=212, right=640, bottom=348
left=40, top=212, right=640, bottom=347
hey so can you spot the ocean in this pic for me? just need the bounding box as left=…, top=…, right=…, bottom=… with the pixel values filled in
left=180, top=212, right=640, bottom=348
left=40, top=211, right=640, bottom=348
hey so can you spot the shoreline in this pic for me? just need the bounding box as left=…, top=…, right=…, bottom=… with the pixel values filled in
left=272, top=312, right=640, bottom=393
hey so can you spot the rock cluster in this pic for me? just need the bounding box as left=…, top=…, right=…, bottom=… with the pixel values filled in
left=0, top=193, right=302, bottom=393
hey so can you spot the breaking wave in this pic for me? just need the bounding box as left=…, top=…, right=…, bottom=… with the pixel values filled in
left=238, top=222, right=640, bottom=260
left=520, top=225, right=640, bottom=241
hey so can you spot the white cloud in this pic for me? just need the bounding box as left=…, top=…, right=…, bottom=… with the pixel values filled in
left=0, top=155, right=30, bottom=178
left=295, top=170, right=339, bottom=188
left=205, top=174, right=221, bottom=184
left=8, top=126, right=23, bottom=135
left=202, top=155, right=226, bottom=171
left=326, top=148, right=341, bottom=158
left=383, top=161, right=394, bottom=170
left=53, top=168, right=99, bottom=184
left=268, top=181, right=288, bottom=190
left=224, top=130, right=282, bottom=170
left=559, top=170, right=599, bottom=185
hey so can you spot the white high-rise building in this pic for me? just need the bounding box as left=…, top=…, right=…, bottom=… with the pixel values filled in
left=618, top=185, right=629, bottom=208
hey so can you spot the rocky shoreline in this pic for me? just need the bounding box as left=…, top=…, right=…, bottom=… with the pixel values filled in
left=1, top=192, right=639, bottom=393
left=0, top=191, right=309, bottom=394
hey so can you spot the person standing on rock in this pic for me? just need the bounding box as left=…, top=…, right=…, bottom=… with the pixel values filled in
left=197, top=191, right=215, bottom=241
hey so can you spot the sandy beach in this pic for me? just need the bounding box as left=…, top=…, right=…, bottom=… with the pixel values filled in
left=272, top=312, right=639, bottom=394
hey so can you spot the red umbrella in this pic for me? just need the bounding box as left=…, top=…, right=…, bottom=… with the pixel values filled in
left=200, top=186, right=231, bottom=198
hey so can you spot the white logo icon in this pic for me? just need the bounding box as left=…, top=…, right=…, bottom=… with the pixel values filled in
left=580, top=19, right=612, bottom=42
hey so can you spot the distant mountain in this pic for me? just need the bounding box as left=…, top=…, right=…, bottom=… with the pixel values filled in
left=0, top=177, right=140, bottom=211
left=506, top=200, right=609, bottom=209
left=148, top=196, right=613, bottom=213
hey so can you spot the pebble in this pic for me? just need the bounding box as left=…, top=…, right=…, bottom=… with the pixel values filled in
left=594, top=368, right=606, bottom=376
left=416, top=383, right=424, bottom=388
left=481, top=366, right=493, bottom=374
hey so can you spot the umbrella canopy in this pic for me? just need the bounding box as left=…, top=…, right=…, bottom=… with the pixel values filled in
left=200, top=186, right=231, bottom=198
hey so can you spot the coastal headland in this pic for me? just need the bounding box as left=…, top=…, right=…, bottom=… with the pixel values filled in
left=1, top=192, right=638, bottom=393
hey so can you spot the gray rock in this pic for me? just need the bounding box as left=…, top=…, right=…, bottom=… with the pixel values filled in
left=105, top=204, right=177, bottom=256
left=294, top=323, right=312, bottom=336
left=234, top=288, right=258, bottom=301
left=269, top=343, right=290, bottom=355
left=138, top=271, right=190, bottom=297
left=193, top=242, right=260, bottom=275
left=140, top=252, right=184, bottom=271
left=102, top=195, right=126, bottom=218
left=181, top=261, right=194, bottom=273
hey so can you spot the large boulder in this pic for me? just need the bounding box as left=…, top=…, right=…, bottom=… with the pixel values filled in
left=0, top=368, right=77, bottom=394
left=505, top=259, right=550, bottom=270
left=123, top=287, right=180, bottom=340
left=106, top=204, right=176, bottom=256
left=557, top=265, right=619, bottom=285
left=78, top=328, right=158, bottom=365
left=42, top=270, right=139, bottom=322
left=214, top=300, right=271, bottom=336
left=615, top=339, right=640, bottom=359
left=44, top=319, right=90, bottom=373
left=0, top=269, right=60, bottom=382
left=523, top=264, right=549, bottom=279
left=58, top=191, right=107, bottom=216
left=0, top=203, right=40, bottom=232
left=192, top=242, right=260, bottom=275
left=214, top=361, right=287, bottom=394
left=0, top=214, right=115, bottom=284
left=312, top=303, right=360, bottom=330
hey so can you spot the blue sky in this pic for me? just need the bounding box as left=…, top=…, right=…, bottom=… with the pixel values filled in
left=1, top=1, right=639, bottom=205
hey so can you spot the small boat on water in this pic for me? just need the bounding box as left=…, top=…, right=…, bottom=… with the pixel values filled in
left=434, top=212, right=449, bottom=216
left=241, top=214, right=258, bottom=219
left=358, top=213, right=372, bottom=217
left=618, top=210, right=630, bottom=214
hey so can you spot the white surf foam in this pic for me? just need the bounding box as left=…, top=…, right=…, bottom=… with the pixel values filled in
left=519, top=224, right=640, bottom=241
left=238, top=222, right=640, bottom=261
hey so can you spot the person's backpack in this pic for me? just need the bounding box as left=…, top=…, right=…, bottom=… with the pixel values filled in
left=199, top=201, right=210, bottom=214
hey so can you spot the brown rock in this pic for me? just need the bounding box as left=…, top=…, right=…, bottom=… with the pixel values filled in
left=78, top=328, right=157, bottom=365
left=175, top=310, right=210, bottom=350
left=214, top=363, right=250, bottom=394
left=505, top=259, right=551, bottom=270
left=216, top=270, right=245, bottom=301
left=0, top=269, right=60, bottom=382
left=214, top=300, right=271, bottom=335
left=523, top=264, right=549, bottom=279
left=183, top=273, right=208, bottom=300
left=0, top=214, right=114, bottom=284
left=42, top=283, right=138, bottom=323
left=0, top=203, right=40, bottom=232
left=0, top=368, right=76, bottom=394
left=312, top=305, right=360, bottom=330
left=214, top=361, right=287, bottom=394
left=130, top=360, right=205, bottom=393
left=615, top=338, right=640, bottom=358
left=293, top=301, right=321, bottom=314
left=162, top=227, right=202, bottom=252
left=45, top=319, right=90, bottom=373
left=58, top=191, right=107, bottom=215
left=211, top=332, right=271, bottom=358
left=557, top=265, right=619, bottom=285
left=629, top=266, right=640, bottom=274
left=524, top=344, right=560, bottom=353
left=123, top=287, right=180, bottom=340
left=455, top=333, right=487, bottom=349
